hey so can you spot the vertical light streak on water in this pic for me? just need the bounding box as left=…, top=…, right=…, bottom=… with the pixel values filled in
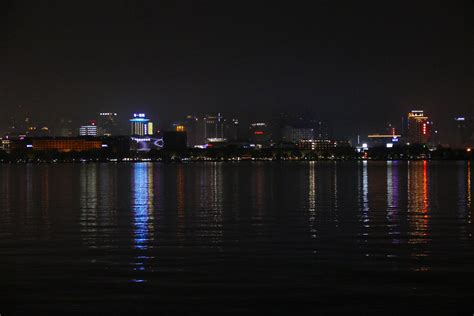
left=196, top=163, right=223, bottom=246
left=457, top=162, right=468, bottom=238
left=332, top=162, right=339, bottom=227
left=386, top=161, right=401, bottom=244
left=98, top=165, right=118, bottom=230
left=40, top=166, right=50, bottom=213
left=80, top=164, right=98, bottom=248
left=361, top=161, right=369, bottom=228
left=211, top=162, right=223, bottom=246
left=133, top=163, right=154, bottom=251
left=468, top=161, right=472, bottom=209
left=308, top=161, right=317, bottom=239
left=132, top=163, right=155, bottom=283
left=468, top=161, right=472, bottom=229
left=407, top=161, right=431, bottom=271
left=39, top=166, right=51, bottom=233
left=251, top=163, right=265, bottom=222
left=26, top=164, right=33, bottom=221
left=176, top=164, right=186, bottom=246
left=0, top=166, right=12, bottom=232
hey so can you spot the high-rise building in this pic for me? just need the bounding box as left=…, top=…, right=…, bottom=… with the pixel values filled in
left=453, top=117, right=473, bottom=148
left=79, top=121, right=98, bottom=136
left=183, top=115, right=199, bottom=147
left=203, top=113, right=226, bottom=143
left=282, top=126, right=314, bottom=143
left=249, top=122, right=270, bottom=144
left=98, top=112, right=119, bottom=136
left=225, top=118, right=239, bottom=142
left=130, top=113, right=154, bottom=136
left=298, top=139, right=336, bottom=151
left=406, top=110, right=430, bottom=144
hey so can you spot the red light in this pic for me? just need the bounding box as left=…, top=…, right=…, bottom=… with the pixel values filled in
left=254, top=131, right=264, bottom=135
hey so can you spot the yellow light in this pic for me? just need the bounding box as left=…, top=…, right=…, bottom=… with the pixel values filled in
left=176, top=125, right=185, bottom=132
left=467, top=148, right=472, bottom=152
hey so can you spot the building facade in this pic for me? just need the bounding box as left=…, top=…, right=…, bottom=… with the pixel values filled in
left=130, top=113, right=154, bottom=136
left=79, top=123, right=98, bottom=136
left=406, top=110, right=430, bottom=144
left=282, top=126, right=314, bottom=143
left=98, top=112, right=119, bottom=136
left=249, top=122, right=270, bottom=145
left=31, top=138, right=102, bottom=152
left=453, top=117, right=473, bottom=148
left=203, top=113, right=226, bottom=143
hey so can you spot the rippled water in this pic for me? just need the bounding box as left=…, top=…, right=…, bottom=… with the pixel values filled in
left=1, top=161, right=473, bottom=314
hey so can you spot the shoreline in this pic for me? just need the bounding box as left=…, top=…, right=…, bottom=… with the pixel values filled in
left=0, top=158, right=472, bottom=164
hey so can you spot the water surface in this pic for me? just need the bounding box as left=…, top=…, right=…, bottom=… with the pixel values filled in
left=1, top=161, right=473, bottom=314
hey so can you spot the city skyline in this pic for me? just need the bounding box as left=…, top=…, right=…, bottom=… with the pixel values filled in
left=3, top=107, right=473, bottom=147
left=2, top=2, right=474, bottom=313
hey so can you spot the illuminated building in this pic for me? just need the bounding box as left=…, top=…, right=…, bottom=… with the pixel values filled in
left=26, top=126, right=51, bottom=137
left=184, top=115, right=199, bottom=147
left=79, top=121, right=98, bottom=136
left=225, top=118, right=239, bottom=141
left=298, top=139, right=335, bottom=150
left=30, top=138, right=102, bottom=152
left=1, top=139, right=12, bottom=153
left=98, top=112, right=119, bottom=136
left=130, top=113, right=154, bottom=136
left=406, top=110, right=430, bottom=144
left=171, top=120, right=192, bottom=147
left=367, top=134, right=402, bottom=147
left=283, top=126, right=314, bottom=143
left=249, top=122, right=270, bottom=144
left=453, top=117, right=473, bottom=148
left=203, top=113, right=226, bottom=143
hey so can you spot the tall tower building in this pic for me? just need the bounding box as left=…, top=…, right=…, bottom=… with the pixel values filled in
left=453, top=117, right=473, bottom=148
left=98, top=112, right=119, bottom=136
left=203, top=113, right=226, bottom=143
left=79, top=121, right=98, bottom=136
left=249, top=122, right=270, bottom=144
left=225, top=118, right=239, bottom=141
left=130, top=113, right=154, bottom=136
left=406, top=110, right=430, bottom=144
left=183, top=115, right=199, bottom=147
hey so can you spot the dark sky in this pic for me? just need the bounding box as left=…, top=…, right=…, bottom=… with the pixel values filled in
left=2, top=0, right=473, bottom=136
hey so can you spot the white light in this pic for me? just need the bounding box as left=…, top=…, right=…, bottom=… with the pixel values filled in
left=386, top=143, right=393, bottom=148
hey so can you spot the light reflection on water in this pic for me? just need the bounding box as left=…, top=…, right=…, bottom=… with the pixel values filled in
left=132, top=163, right=155, bottom=282
left=1, top=161, right=474, bottom=313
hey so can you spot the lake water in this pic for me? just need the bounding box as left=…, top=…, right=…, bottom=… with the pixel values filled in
left=1, top=161, right=473, bottom=314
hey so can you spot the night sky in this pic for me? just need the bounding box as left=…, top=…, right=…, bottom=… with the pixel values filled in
left=2, top=1, right=473, bottom=137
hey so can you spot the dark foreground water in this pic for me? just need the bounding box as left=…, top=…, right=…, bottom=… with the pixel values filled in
left=1, top=161, right=473, bottom=314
